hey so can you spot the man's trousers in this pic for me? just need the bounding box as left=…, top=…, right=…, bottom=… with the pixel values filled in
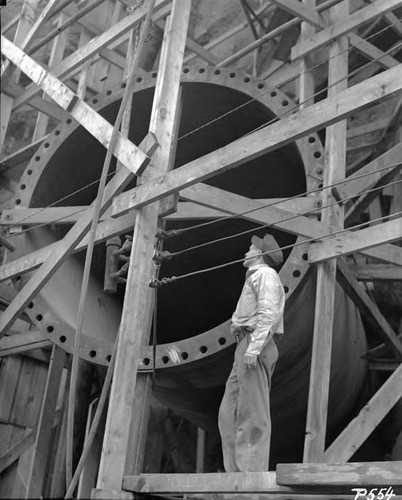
left=218, top=335, right=278, bottom=472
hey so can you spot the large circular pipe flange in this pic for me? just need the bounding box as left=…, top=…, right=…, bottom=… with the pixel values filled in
left=11, top=64, right=324, bottom=366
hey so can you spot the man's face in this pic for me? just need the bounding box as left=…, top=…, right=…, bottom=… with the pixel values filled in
left=243, top=243, right=262, bottom=268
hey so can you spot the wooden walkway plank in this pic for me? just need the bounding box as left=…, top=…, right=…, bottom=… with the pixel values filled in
left=123, top=472, right=278, bottom=494
left=277, top=461, right=402, bottom=485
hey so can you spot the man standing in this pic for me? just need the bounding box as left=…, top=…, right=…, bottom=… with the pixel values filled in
left=218, top=233, right=285, bottom=472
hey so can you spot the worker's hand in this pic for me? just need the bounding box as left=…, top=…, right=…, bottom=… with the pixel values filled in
left=244, top=352, right=258, bottom=369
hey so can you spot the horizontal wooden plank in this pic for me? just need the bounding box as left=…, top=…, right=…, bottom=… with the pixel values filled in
left=123, top=472, right=278, bottom=493
left=113, top=65, right=402, bottom=218
left=276, top=461, right=402, bottom=486
left=350, top=264, right=402, bottom=281
left=0, top=197, right=317, bottom=226
left=0, top=211, right=136, bottom=283
left=291, top=0, right=402, bottom=60
left=309, top=217, right=402, bottom=263
left=0, top=330, right=51, bottom=357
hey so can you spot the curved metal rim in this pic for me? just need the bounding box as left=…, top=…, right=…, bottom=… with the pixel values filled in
left=13, top=64, right=323, bottom=367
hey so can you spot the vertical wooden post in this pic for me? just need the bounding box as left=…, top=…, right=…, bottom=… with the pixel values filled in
left=33, top=13, right=69, bottom=141
left=298, top=0, right=315, bottom=112
left=303, top=0, right=349, bottom=462
left=25, top=345, right=66, bottom=498
left=95, top=0, right=191, bottom=494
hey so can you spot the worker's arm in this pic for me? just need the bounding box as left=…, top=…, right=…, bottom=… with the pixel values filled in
left=246, top=270, right=283, bottom=357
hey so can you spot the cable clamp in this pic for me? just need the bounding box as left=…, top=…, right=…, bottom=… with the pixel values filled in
left=155, top=229, right=183, bottom=240
left=153, top=250, right=173, bottom=263
left=149, top=277, right=175, bottom=288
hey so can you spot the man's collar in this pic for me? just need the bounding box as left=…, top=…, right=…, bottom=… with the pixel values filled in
left=246, top=262, right=269, bottom=279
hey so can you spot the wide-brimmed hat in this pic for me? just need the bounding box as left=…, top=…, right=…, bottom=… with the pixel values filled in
left=251, top=233, right=283, bottom=266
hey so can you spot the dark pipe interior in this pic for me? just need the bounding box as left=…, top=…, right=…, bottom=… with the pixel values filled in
left=30, top=82, right=306, bottom=341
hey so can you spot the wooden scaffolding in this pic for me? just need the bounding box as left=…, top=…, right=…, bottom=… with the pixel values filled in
left=0, top=0, right=402, bottom=497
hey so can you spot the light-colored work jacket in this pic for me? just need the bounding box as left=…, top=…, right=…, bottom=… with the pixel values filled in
left=231, top=263, right=285, bottom=356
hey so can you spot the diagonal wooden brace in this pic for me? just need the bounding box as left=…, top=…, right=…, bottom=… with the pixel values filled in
left=1, top=35, right=149, bottom=176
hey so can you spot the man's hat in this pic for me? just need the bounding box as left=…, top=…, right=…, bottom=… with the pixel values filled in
left=251, top=233, right=283, bottom=266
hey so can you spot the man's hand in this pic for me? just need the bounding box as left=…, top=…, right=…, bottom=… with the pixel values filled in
left=244, top=353, right=258, bottom=369
left=230, top=323, right=241, bottom=337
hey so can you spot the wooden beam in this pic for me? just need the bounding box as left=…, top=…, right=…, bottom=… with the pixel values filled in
left=291, top=0, right=402, bottom=61
left=32, top=12, right=70, bottom=141
left=123, top=472, right=279, bottom=494
left=1, top=0, right=63, bottom=83
left=96, top=0, right=190, bottom=493
left=180, top=184, right=333, bottom=238
left=3, top=83, right=68, bottom=122
left=112, top=65, right=402, bottom=218
left=364, top=334, right=402, bottom=360
left=0, top=211, right=136, bottom=283
left=323, top=362, right=402, bottom=462
left=362, top=244, right=402, bottom=266
left=25, top=345, right=66, bottom=498
left=369, top=359, right=400, bottom=370
left=11, top=0, right=172, bottom=111
left=1, top=36, right=149, bottom=177
left=335, top=143, right=402, bottom=202
left=0, top=330, right=51, bottom=357
left=309, top=216, right=402, bottom=263
left=0, top=197, right=318, bottom=226
left=0, top=429, right=35, bottom=474
left=0, top=135, right=49, bottom=174
left=350, top=263, right=402, bottom=281
left=348, top=33, right=400, bottom=70
left=0, top=135, right=156, bottom=337
left=267, top=0, right=326, bottom=28
left=277, top=461, right=402, bottom=485
left=303, top=0, right=348, bottom=463
left=337, top=260, right=402, bottom=357
left=0, top=0, right=41, bottom=153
